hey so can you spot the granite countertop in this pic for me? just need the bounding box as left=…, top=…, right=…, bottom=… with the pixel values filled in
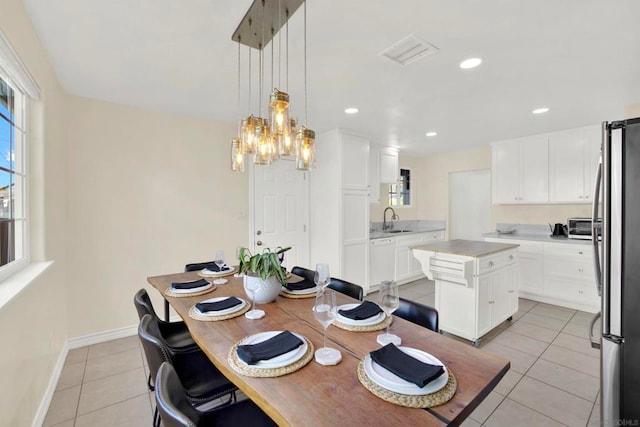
left=412, top=239, right=519, bottom=257
left=369, top=219, right=446, bottom=240
left=481, top=223, right=594, bottom=246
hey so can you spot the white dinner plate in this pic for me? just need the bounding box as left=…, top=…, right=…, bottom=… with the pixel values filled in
left=170, top=281, right=213, bottom=294
left=238, top=331, right=307, bottom=369
left=364, top=347, right=448, bottom=395
left=281, top=285, right=318, bottom=295
left=335, top=303, right=386, bottom=326
left=202, top=265, right=235, bottom=275
left=194, top=297, right=246, bottom=316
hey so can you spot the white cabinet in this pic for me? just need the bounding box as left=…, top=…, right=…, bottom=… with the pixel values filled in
left=484, top=237, right=599, bottom=312
left=369, top=149, right=380, bottom=203
left=492, top=135, right=549, bottom=204
left=379, top=148, right=399, bottom=184
left=420, top=248, right=519, bottom=345
left=310, top=129, right=369, bottom=287
left=548, top=125, right=601, bottom=203
left=394, top=231, right=445, bottom=285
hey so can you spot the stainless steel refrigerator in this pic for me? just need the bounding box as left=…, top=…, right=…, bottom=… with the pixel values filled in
left=592, top=117, right=640, bottom=425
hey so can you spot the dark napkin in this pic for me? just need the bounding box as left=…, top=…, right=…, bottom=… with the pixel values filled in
left=338, top=301, right=383, bottom=320
left=370, top=343, right=445, bottom=388
left=171, top=278, right=210, bottom=290
left=283, top=279, right=316, bottom=291
left=195, top=297, right=242, bottom=313
left=237, top=330, right=303, bottom=365
left=204, top=263, right=230, bottom=272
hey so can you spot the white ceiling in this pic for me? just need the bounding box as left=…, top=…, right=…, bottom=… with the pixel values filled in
left=22, top=0, right=640, bottom=155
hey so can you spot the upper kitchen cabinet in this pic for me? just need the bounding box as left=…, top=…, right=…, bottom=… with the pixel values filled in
left=548, top=125, right=601, bottom=203
left=369, top=149, right=380, bottom=203
left=379, top=148, right=399, bottom=184
left=341, top=133, right=370, bottom=190
left=492, top=135, right=549, bottom=204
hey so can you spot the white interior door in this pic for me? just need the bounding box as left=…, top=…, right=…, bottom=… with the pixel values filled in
left=251, top=159, right=309, bottom=269
left=449, top=169, right=491, bottom=240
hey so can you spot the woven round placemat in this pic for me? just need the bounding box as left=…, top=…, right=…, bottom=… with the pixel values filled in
left=197, top=267, right=236, bottom=278
left=227, top=336, right=314, bottom=378
left=279, top=289, right=317, bottom=299
left=357, top=359, right=457, bottom=408
left=333, top=315, right=392, bottom=332
left=188, top=303, right=250, bottom=321
left=164, top=284, right=217, bottom=298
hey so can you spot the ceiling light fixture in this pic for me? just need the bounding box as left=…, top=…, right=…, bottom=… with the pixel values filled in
left=425, top=131, right=438, bottom=137
left=459, top=57, right=482, bottom=69
left=231, top=0, right=315, bottom=171
left=345, top=107, right=359, bottom=114
left=532, top=107, right=550, bottom=114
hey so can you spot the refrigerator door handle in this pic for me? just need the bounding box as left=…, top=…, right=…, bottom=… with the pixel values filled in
left=592, top=153, right=603, bottom=296
left=588, top=311, right=601, bottom=349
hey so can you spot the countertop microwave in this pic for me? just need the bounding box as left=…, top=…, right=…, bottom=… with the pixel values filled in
left=567, top=217, right=601, bottom=240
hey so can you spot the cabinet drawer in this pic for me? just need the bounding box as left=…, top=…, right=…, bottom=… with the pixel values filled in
left=545, top=258, right=594, bottom=282
left=395, top=234, right=424, bottom=246
left=544, top=243, right=592, bottom=261
left=478, top=251, right=517, bottom=274
left=544, top=277, right=600, bottom=307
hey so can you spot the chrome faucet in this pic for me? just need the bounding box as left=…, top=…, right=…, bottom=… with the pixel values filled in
left=382, top=207, right=399, bottom=230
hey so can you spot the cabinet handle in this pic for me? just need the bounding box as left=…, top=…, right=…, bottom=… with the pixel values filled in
left=578, top=290, right=584, bottom=294
left=488, top=261, right=494, bottom=267
left=508, top=290, right=515, bottom=293
left=578, top=195, right=583, bottom=199
left=578, top=251, right=583, bottom=255
left=489, top=300, right=495, bottom=304
left=509, top=255, right=514, bottom=260
left=578, top=268, right=584, bottom=272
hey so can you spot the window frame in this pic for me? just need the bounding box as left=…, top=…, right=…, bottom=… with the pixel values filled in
left=388, top=167, right=412, bottom=208
left=0, top=31, right=40, bottom=283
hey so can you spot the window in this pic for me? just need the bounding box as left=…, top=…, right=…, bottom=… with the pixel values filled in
left=389, top=168, right=411, bottom=206
left=0, top=31, right=39, bottom=280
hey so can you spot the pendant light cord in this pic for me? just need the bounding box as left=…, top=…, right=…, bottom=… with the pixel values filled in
left=304, top=0, right=308, bottom=127
left=237, top=37, right=241, bottom=132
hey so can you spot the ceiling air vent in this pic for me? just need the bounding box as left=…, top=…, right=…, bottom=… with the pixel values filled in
left=379, top=34, right=439, bottom=66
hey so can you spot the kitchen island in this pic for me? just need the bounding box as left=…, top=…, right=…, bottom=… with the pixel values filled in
left=412, top=239, right=520, bottom=346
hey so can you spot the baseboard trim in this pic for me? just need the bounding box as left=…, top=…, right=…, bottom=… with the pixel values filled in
left=32, top=341, right=69, bottom=427
left=67, top=324, right=138, bottom=349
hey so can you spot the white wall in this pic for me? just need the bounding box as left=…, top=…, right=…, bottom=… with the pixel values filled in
left=0, top=0, right=69, bottom=424
left=65, top=96, right=249, bottom=338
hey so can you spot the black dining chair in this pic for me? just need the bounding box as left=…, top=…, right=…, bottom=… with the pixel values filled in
left=393, top=297, right=439, bottom=332
left=134, top=289, right=198, bottom=390
left=155, top=362, right=276, bottom=427
left=290, top=265, right=314, bottom=282
left=138, top=314, right=238, bottom=427
left=328, top=277, right=364, bottom=301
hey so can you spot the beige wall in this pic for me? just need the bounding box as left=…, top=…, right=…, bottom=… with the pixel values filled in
left=414, top=146, right=592, bottom=235
left=0, top=0, right=69, bottom=424
left=65, top=97, right=248, bottom=337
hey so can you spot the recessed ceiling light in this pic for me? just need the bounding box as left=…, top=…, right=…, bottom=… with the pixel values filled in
left=344, top=107, right=359, bottom=114
left=532, top=107, right=550, bottom=114
left=459, top=57, right=482, bottom=69
left=426, top=132, right=438, bottom=137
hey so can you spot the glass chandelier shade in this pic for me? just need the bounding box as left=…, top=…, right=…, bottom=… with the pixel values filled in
left=278, top=118, right=296, bottom=157
left=231, top=138, right=245, bottom=172
left=241, top=116, right=260, bottom=154
left=295, top=127, right=316, bottom=170
left=269, top=89, right=291, bottom=137
left=254, top=122, right=273, bottom=165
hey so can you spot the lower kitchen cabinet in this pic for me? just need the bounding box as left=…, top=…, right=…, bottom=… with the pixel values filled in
left=416, top=246, right=519, bottom=346
left=395, top=231, right=444, bottom=285
left=484, top=237, right=599, bottom=312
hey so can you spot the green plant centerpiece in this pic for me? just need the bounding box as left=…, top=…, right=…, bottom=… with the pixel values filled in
left=238, top=246, right=291, bottom=285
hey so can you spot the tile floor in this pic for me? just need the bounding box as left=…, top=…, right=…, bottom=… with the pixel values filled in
left=44, top=279, right=601, bottom=427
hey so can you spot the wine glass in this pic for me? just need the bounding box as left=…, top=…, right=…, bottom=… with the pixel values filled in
left=313, top=289, right=341, bottom=365
left=214, top=250, right=225, bottom=272
left=314, top=263, right=331, bottom=290
left=244, top=276, right=265, bottom=320
left=377, top=280, right=402, bottom=346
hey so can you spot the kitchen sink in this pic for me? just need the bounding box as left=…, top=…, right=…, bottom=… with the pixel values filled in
left=386, top=229, right=412, bottom=233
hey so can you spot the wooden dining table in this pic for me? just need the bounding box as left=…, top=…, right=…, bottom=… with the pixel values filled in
left=147, top=270, right=510, bottom=426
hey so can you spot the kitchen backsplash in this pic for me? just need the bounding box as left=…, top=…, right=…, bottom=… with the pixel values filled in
left=370, top=219, right=446, bottom=231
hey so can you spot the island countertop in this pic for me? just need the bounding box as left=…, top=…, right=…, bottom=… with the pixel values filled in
left=411, top=239, right=519, bottom=257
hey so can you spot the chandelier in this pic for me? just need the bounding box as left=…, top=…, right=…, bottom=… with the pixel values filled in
left=230, top=0, right=316, bottom=172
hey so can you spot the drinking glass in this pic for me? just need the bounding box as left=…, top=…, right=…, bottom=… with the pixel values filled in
left=377, top=280, right=402, bottom=346
left=244, top=277, right=265, bottom=320
left=314, top=263, right=331, bottom=290
left=214, top=250, right=225, bottom=272
left=313, top=289, right=341, bottom=365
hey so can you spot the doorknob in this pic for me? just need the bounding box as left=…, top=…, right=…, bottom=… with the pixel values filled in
left=256, top=230, right=262, bottom=235
left=256, top=241, right=263, bottom=246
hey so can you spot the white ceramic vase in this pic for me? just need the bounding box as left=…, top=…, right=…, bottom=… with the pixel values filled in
left=243, top=274, right=281, bottom=304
